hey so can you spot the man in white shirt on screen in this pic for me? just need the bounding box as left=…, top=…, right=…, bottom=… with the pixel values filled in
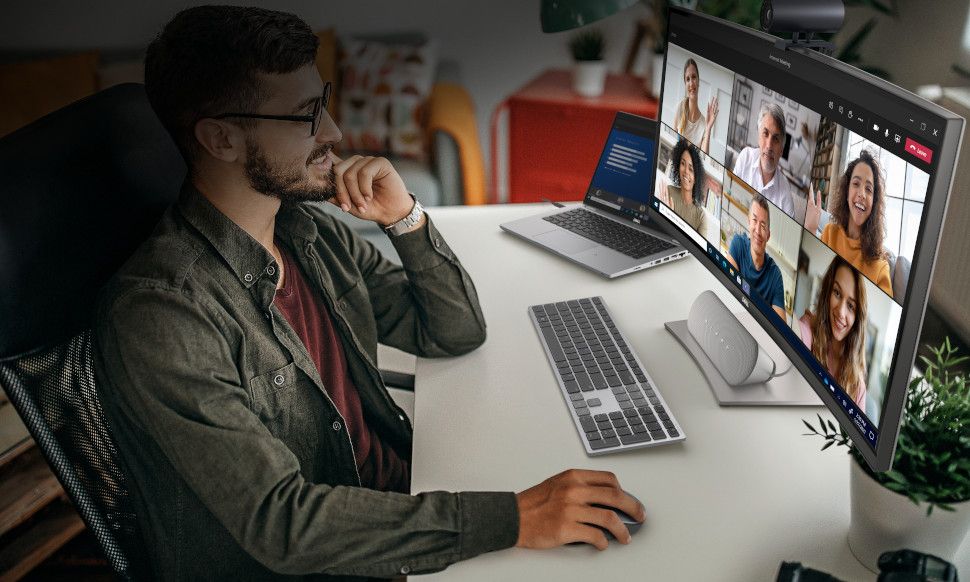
left=732, top=103, right=796, bottom=219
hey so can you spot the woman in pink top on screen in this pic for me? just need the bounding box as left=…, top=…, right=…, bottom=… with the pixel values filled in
left=797, top=256, right=868, bottom=408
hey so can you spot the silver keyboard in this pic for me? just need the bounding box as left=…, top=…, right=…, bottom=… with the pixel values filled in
left=530, top=296, right=686, bottom=455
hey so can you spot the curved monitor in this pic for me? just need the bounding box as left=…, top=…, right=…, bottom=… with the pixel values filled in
left=652, top=7, right=964, bottom=471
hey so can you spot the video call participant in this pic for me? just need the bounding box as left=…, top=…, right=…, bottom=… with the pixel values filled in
left=805, top=149, right=893, bottom=297
left=726, top=194, right=786, bottom=320
left=655, top=138, right=707, bottom=233
left=796, top=256, right=868, bottom=408
left=673, top=58, right=718, bottom=154
left=93, top=7, right=645, bottom=580
left=732, top=103, right=796, bottom=219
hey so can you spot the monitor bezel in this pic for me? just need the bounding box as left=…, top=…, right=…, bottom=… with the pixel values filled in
left=653, top=7, right=965, bottom=472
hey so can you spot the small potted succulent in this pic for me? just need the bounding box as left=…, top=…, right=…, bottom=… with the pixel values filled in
left=569, top=28, right=607, bottom=97
left=804, top=338, right=970, bottom=571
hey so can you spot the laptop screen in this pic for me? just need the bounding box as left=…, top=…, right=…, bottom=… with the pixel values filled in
left=584, top=112, right=658, bottom=225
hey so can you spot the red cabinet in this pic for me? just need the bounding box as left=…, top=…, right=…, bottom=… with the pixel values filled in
left=492, top=69, right=658, bottom=203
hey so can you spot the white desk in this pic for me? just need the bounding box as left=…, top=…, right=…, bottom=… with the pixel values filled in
left=410, top=203, right=970, bottom=581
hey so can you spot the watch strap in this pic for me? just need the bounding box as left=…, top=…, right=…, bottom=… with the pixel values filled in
left=383, top=193, right=424, bottom=236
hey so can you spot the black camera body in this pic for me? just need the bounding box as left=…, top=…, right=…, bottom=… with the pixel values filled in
left=777, top=549, right=959, bottom=582
left=760, top=0, right=845, bottom=34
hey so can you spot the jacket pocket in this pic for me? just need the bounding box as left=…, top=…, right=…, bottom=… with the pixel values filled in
left=249, top=361, right=300, bottom=426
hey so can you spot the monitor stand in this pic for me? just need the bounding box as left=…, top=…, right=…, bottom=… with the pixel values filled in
left=665, top=293, right=822, bottom=407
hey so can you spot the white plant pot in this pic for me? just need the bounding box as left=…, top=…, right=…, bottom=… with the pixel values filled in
left=573, top=61, right=607, bottom=98
left=848, top=457, right=970, bottom=572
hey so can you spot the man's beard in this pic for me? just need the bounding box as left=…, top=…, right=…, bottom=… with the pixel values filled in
left=245, top=139, right=336, bottom=204
left=760, top=151, right=778, bottom=174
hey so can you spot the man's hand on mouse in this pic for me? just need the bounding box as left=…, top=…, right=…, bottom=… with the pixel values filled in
left=330, top=153, right=424, bottom=229
left=515, top=469, right=646, bottom=551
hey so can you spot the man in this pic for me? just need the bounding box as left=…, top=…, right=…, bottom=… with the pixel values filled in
left=726, top=195, right=787, bottom=320
left=732, top=103, right=796, bottom=219
left=93, top=6, right=643, bottom=581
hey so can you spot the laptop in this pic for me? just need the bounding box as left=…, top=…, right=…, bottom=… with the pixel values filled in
left=500, top=112, right=688, bottom=278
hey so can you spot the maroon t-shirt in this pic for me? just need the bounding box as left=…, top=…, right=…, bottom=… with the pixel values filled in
left=272, top=243, right=409, bottom=493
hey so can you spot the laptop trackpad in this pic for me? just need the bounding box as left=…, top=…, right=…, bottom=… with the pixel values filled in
left=534, top=230, right=598, bottom=255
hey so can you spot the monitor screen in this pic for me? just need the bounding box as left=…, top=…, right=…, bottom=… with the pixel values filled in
left=654, top=8, right=964, bottom=471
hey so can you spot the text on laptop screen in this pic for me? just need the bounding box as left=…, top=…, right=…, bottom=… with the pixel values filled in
left=586, top=113, right=657, bottom=224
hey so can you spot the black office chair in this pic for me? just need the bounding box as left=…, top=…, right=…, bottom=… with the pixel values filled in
left=0, top=83, right=186, bottom=580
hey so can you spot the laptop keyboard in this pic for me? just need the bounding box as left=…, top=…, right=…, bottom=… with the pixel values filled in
left=543, top=209, right=676, bottom=259
left=530, top=296, right=685, bottom=455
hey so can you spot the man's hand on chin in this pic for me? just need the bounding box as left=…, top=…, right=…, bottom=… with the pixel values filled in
left=330, top=153, right=419, bottom=228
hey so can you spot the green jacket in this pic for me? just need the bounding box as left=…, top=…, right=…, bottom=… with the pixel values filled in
left=93, top=183, right=519, bottom=581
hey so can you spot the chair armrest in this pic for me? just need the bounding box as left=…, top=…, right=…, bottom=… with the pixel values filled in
left=380, top=369, right=415, bottom=391
left=425, top=82, right=486, bottom=205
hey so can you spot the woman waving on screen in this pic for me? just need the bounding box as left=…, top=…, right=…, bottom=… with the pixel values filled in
left=673, top=58, right=718, bottom=154
left=805, top=150, right=893, bottom=297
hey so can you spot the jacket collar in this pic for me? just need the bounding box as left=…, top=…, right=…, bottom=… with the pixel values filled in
left=176, top=181, right=319, bottom=290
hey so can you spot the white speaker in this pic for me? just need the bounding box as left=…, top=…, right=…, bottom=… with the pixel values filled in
left=686, top=290, right=776, bottom=386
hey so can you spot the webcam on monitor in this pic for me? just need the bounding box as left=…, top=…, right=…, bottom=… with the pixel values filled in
left=761, top=0, right=844, bottom=55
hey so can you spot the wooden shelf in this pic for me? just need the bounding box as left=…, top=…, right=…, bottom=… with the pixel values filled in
left=0, top=448, right=63, bottom=537
left=0, top=500, right=85, bottom=582
left=0, top=402, right=32, bottom=471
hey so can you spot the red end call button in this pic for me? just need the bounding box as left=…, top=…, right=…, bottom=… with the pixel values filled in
left=904, top=137, right=933, bottom=164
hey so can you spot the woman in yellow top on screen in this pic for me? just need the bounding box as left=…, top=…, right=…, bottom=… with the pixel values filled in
left=805, top=149, right=893, bottom=297
left=796, top=256, right=868, bottom=408
left=655, top=138, right=707, bottom=234
left=673, top=58, right=718, bottom=154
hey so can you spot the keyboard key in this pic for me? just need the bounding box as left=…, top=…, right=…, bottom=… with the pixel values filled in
left=569, top=392, right=584, bottom=401
left=608, top=412, right=624, bottom=420
left=594, top=413, right=609, bottom=421
left=580, top=417, right=597, bottom=432
left=587, top=398, right=602, bottom=407
left=601, top=428, right=617, bottom=439
left=563, top=381, right=580, bottom=394
left=623, top=409, right=639, bottom=418
left=620, top=432, right=652, bottom=445
left=586, top=431, right=602, bottom=441
left=616, top=427, right=633, bottom=437
left=632, top=424, right=649, bottom=434
left=591, top=437, right=620, bottom=450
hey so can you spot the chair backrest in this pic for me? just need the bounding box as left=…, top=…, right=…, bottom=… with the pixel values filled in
left=0, top=83, right=185, bottom=579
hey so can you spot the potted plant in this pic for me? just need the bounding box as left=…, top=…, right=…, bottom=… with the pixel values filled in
left=804, top=338, right=970, bottom=571
left=569, top=28, right=607, bottom=97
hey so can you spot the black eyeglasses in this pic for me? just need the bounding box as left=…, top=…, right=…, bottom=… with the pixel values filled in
left=212, top=81, right=331, bottom=137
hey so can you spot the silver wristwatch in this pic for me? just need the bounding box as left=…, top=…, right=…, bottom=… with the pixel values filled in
left=383, top=194, right=424, bottom=237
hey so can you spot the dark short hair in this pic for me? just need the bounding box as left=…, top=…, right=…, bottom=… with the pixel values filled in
left=749, top=193, right=771, bottom=230
left=145, top=6, right=319, bottom=167
left=669, top=138, right=706, bottom=206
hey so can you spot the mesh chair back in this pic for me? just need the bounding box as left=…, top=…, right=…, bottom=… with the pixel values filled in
left=0, top=332, right=144, bottom=578
left=0, top=83, right=185, bottom=579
